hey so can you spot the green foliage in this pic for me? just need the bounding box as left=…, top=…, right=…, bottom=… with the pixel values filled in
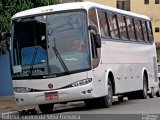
left=34, top=0, right=58, bottom=7
left=0, top=0, right=58, bottom=51
left=0, top=0, right=58, bottom=33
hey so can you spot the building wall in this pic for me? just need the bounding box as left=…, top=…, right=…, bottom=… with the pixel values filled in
left=131, top=0, right=160, bottom=44
left=131, top=0, right=160, bottom=61
left=86, top=0, right=116, bottom=7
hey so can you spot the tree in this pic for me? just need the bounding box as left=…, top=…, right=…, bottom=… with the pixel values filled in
left=0, top=0, right=58, bottom=32
left=0, top=0, right=58, bottom=52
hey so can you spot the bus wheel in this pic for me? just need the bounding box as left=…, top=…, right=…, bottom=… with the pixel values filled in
left=38, top=103, right=54, bottom=114
left=138, top=75, right=148, bottom=99
left=98, top=78, right=113, bottom=108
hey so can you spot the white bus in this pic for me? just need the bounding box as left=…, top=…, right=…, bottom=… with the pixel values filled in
left=7, top=2, right=160, bottom=113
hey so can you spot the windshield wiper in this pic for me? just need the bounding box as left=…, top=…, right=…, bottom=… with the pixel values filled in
left=52, top=38, right=69, bottom=74
left=52, top=46, right=69, bottom=74
left=28, top=47, right=38, bottom=78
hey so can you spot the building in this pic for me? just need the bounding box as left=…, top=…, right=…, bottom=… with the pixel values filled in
left=60, top=0, right=160, bottom=61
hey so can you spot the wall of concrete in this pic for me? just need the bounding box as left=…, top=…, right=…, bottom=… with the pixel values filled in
left=0, top=53, right=13, bottom=96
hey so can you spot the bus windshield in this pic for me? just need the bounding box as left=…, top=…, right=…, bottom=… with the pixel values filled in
left=12, top=11, right=91, bottom=79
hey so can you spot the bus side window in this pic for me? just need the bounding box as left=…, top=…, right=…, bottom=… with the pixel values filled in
left=146, top=21, right=154, bottom=42
left=107, top=13, right=120, bottom=39
left=117, top=15, right=128, bottom=40
left=126, top=17, right=136, bottom=41
left=89, top=8, right=101, bottom=68
left=134, top=18, right=144, bottom=42
left=141, top=20, right=148, bottom=42
left=89, top=8, right=99, bottom=32
left=97, top=10, right=110, bottom=38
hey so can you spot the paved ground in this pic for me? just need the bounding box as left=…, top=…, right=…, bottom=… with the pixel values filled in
left=1, top=96, right=160, bottom=120
left=61, top=97, right=160, bottom=114
left=0, top=96, right=117, bottom=114
left=0, top=96, right=85, bottom=114
left=1, top=96, right=160, bottom=114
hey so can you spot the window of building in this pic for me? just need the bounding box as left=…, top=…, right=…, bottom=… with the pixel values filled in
left=144, top=0, right=149, bottom=4
left=155, top=27, right=160, bottom=32
left=155, top=0, right=160, bottom=4
left=117, top=0, right=130, bottom=11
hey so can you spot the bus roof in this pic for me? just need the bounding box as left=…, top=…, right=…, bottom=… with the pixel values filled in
left=12, top=1, right=150, bottom=20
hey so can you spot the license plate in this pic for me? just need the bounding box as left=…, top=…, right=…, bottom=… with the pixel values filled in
left=44, top=92, right=58, bottom=100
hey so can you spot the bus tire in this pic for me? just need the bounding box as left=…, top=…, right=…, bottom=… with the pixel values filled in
left=38, top=103, right=54, bottom=114
left=98, top=78, right=113, bottom=108
left=138, top=75, right=148, bottom=99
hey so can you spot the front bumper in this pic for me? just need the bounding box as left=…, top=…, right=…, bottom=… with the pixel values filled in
left=14, top=84, right=95, bottom=106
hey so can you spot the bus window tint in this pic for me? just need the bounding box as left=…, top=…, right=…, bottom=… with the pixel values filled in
left=98, top=10, right=110, bottom=38
left=89, top=8, right=101, bottom=68
left=117, top=15, right=128, bottom=40
left=134, top=18, right=143, bottom=41
left=108, top=13, right=119, bottom=39
left=89, top=8, right=99, bottom=33
left=146, top=21, right=154, bottom=42
left=126, top=17, right=136, bottom=40
left=142, top=21, right=148, bottom=42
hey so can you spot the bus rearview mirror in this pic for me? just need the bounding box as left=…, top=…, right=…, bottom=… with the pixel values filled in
left=95, top=34, right=101, bottom=48
left=88, top=25, right=101, bottom=48
left=88, top=25, right=98, bottom=33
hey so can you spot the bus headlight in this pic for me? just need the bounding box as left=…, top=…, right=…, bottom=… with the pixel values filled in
left=14, top=87, right=32, bottom=93
left=70, top=78, right=92, bottom=87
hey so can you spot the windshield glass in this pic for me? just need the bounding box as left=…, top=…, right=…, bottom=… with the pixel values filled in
left=11, top=11, right=91, bottom=79
left=47, top=11, right=90, bottom=73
